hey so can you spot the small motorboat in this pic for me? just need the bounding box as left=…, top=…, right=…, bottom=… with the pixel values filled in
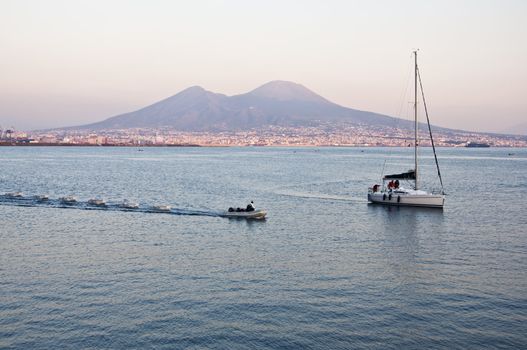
left=120, top=199, right=139, bottom=209
left=153, top=204, right=171, bottom=212
left=223, top=209, right=267, bottom=219
left=60, top=196, right=77, bottom=204
left=34, top=194, right=49, bottom=201
left=88, top=198, right=106, bottom=207
left=5, top=192, right=23, bottom=198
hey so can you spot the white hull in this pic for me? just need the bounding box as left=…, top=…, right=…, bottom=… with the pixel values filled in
left=88, top=199, right=106, bottom=207
left=6, top=192, right=23, bottom=198
left=60, top=196, right=77, bottom=204
left=368, top=191, right=444, bottom=208
left=120, top=201, right=139, bottom=209
left=153, top=205, right=171, bottom=211
left=222, top=209, right=267, bottom=219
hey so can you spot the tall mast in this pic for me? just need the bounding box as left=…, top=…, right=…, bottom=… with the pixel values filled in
left=414, top=50, right=418, bottom=190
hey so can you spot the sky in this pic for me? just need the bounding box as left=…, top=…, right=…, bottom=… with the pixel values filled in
left=1, top=0, right=526, bottom=133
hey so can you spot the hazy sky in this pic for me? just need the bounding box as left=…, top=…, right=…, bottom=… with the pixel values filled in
left=1, top=0, right=526, bottom=133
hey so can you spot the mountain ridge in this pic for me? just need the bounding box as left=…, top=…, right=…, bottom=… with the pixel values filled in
left=70, top=81, right=449, bottom=132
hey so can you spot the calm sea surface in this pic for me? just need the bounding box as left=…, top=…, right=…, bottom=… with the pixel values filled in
left=1, top=146, right=526, bottom=349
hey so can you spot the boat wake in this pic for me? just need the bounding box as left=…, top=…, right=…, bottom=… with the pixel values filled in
left=0, top=194, right=222, bottom=218
left=273, top=189, right=367, bottom=203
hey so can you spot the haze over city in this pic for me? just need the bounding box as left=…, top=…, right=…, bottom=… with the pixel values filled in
left=1, top=0, right=526, bottom=134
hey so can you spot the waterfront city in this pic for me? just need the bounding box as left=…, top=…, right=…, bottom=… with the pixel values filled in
left=2, top=123, right=526, bottom=147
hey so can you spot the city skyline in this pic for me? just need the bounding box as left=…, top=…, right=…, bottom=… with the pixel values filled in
left=1, top=0, right=526, bottom=134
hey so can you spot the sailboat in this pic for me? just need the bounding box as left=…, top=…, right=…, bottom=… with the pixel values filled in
left=368, top=51, right=445, bottom=208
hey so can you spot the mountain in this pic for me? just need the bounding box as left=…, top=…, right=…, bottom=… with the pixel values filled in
left=74, top=80, right=424, bottom=132
left=503, top=122, right=527, bottom=136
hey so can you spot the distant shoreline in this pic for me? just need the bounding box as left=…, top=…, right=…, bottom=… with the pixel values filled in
left=1, top=142, right=524, bottom=148
left=0, top=142, right=202, bottom=147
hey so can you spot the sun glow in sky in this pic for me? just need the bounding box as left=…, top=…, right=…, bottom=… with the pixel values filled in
left=1, top=0, right=526, bottom=133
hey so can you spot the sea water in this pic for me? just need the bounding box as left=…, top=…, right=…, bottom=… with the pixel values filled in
left=1, top=146, right=526, bottom=349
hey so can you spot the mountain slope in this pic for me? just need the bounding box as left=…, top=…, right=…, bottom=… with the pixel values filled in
left=503, top=122, right=527, bottom=136
left=76, top=81, right=420, bottom=131
left=82, top=86, right=230, bottom=131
